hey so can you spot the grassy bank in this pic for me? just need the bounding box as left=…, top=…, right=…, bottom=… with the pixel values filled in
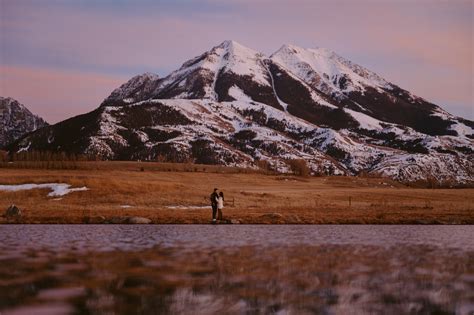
left=0, top=162, right=473, bottom=224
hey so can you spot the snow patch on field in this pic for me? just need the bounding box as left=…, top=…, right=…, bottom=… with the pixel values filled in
left=166, top=205, right=210, bottom=210
left=0, top=183, right=89, bottom=197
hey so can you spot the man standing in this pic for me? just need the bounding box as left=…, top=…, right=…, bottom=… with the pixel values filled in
left=210, top=188, right=219, bottom=223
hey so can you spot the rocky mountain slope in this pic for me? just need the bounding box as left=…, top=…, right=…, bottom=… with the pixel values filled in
left=0, top=97, right=48, bottom=148
left=7, top=41, right=474, bottom=184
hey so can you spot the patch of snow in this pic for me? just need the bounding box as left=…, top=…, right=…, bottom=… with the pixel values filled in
left=211, top=40, right=270, bottom=86
left=17, top=142, right=31, bottom=153
left=228, top=85, right=253, bottom=103
left=429, top=108, right=474, bottom=137
left=265, top=65, right=290, bottom=112
left=0, top=183, right=89, bottom=197
left=166, top=205, right=210, bottom=210
left=134, top=130, right=149, bottom=143
left=370, top=153, right=473, bottom=183
left=449, top=121, right=474, bottom=137
left=430, top=107, right=452, bottom=120
left=345, top=109, right=382, bottom=130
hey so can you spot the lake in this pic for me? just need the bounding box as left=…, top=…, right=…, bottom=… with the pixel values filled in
left=0, top=225, right=473, bottom=314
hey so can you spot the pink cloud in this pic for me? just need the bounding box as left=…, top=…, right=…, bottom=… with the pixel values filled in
left=0, top=65, right=127, bottom=123
left=2, top=0, right=472, bottom=119
left=4, top=1, right=471, bottom=73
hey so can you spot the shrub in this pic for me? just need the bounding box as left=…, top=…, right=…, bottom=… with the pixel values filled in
left=255, top=159, right=273, bottom=174
left=286, top=159, right=310, bottom=177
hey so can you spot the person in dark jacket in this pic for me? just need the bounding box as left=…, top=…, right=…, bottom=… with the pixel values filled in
left=210, top=188, right=219, bottom=223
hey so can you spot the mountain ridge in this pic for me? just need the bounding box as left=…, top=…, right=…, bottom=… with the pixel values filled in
left=0, top=97, right=48, bottom=148
left=6, top=40, right=474, bottom=184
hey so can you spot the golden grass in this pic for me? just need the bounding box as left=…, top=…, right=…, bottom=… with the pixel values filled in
left=0, top=162, right=473, bottom=224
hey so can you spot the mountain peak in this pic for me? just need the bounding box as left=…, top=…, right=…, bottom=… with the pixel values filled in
left=217, top=40, right=252, bottom=50
left=218, top=39, right=241, bottom=48
left=274, top=44, right=334, bottom=56
left=1, top=96, right=27, bottom=111
left=213, top=40, right=264, bottom=59
left=140, top=72, right=160, bottom=80
left=153, top=39, right=271, bottom=100
left=0, top=97, right=48, bottom=147
left=275, top=43, right=303, bottom=53
left=101, top=72, right=161, bottom=106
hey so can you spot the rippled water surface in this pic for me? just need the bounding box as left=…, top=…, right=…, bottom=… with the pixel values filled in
left=0, top=225, right=473, bottom=314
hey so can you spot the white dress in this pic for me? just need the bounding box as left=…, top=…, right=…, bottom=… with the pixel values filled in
left=217, top=196, right=224, bottom=209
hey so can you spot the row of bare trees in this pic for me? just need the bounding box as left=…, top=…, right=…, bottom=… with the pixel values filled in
left=256, top=158, right=311, bottom=176
left=0, top=150, right=101, bottom=170
left=3, top=150, right=99, bottom=162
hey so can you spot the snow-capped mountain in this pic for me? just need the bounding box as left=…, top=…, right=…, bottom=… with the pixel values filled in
left=0, top=97, right=48, bottom=148
left=7, top=41, right=474, bottom=184
left=102, top=40, right=280, bottom=108
left=270, top=44, right=471, bottom=136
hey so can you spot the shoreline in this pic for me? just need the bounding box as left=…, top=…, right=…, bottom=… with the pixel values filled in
left=2, top=218, right=473, bottom=225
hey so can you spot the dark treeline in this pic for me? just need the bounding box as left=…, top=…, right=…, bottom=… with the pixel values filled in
left=0, top=150, right=99, bottom=162
left=0, top=150, right=101, bottom=170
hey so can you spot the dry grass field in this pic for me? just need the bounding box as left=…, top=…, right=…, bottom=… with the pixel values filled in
left=0, top=161, right=473, bottom=224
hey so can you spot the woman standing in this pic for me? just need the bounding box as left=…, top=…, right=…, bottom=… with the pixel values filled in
left=217, top=191, right=224, bottom=220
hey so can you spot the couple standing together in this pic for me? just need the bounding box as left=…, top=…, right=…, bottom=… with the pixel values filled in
left=210, top=188, right=224, bottom=223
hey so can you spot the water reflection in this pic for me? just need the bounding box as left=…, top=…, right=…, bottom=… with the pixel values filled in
left=0, top=225, right=473, bottom=314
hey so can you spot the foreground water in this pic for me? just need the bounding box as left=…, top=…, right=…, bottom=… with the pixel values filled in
left=0, top=225, right=473, bottom=314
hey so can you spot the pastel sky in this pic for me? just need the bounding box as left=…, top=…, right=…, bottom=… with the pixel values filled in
left=1, top=0, right=472, bottom=123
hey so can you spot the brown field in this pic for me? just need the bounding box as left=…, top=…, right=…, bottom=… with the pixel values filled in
left=0, top=161, right=473, bottom=224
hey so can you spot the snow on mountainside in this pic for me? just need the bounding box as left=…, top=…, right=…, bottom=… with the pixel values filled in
left=102, top=40, right=276, bottom=107
left=0, top=97, right=48, bottom=148
left=7, top=40, right=474, bottom=184
left=271, top=44, right=391, bottom=97
left=102, top=72, right=161, bottom=106
left=271, top=43, right=474, bottom=137
left=160, top=39, right=271, bottom=98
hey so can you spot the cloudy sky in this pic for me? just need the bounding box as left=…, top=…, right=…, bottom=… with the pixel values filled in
left=1, top=0, right=472, bottom=123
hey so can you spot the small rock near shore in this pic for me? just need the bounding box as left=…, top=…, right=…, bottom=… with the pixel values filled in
left=108, top=216, right=128, bottom=224
left=260, top=213, right=283, bottom=219
left=259, top=212, right=285, bottom=223
left=106, top=216, right=152, bottom=224
left=89, top=216, right=106, bottom=224
left=127, top=217, right=152, bottom=224
left=286, top=214, right=302, bottom=223
left=5, top=205, right=22, bottom=217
